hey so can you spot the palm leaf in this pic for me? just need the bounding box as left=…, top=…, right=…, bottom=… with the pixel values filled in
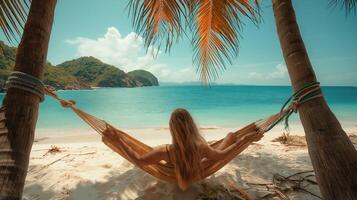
left=128, top=0, right=185, bottom=53
left=329, top=0, right=357, bottom=14
left=0, top=0, right=30, bottom=43
left=191, top=0, right=260, bottom=82
left=128, top=0, right=260, bottom=83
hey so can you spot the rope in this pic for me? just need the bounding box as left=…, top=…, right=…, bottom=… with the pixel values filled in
left=5, top=71, right=45, bottom=102
left=261, top=109, right=290, bottom=133
left=44, top=87, right=76, bottom=108
left=280, top=81, right=322, bottom=130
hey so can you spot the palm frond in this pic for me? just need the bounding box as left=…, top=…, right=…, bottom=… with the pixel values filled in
left=183, top=0, right=199, bottom=13
left=0, top=0, right=30, bottom=43
left=329, top=0, right=357, bottom=15
left=191, top=0, right=260, bottom=83
left=128, top=0, right=185, bottom=53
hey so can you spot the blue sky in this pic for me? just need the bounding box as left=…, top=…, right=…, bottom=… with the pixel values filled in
left=1, top=0, right=356, bottom=85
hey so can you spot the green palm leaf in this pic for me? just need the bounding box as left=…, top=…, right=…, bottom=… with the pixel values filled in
left=128, top=0, right=185, bottom=53
left=0, top=0, right=30, bottom=43
left=329, top=0, right=357, bottom=14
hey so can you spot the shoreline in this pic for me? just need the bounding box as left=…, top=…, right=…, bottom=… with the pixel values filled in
left=2, top=84, right=356, bottom=94
left=33, top=122, right=357, bottom=145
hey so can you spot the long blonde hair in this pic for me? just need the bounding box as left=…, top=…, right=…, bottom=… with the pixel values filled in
left=169, top=108, right=205, bottom=190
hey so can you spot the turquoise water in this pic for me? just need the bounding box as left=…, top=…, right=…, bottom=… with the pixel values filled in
left=0, top=85, right=356, bottom=130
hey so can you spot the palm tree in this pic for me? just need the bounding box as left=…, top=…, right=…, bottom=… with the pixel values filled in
left=129, top=0, right=357, bottom=199
left=0, top=0, right=57, bottom=199
left=272, top=0, right=357, bottom=199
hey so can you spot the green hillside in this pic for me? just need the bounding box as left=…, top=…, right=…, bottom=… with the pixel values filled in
left=128, top=70, right=159, bottom=86
left=57, top=57, right=135, bottom=88
left=0, top=41, right=16, bottom=78
left=0, top=41, right=159, bottom=91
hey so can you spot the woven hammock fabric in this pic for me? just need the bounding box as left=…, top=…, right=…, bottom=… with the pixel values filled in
left=45, top=88, right=292, bottom=186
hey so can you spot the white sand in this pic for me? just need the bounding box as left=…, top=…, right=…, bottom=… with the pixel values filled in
left=23, top=124, right=357, bottom=200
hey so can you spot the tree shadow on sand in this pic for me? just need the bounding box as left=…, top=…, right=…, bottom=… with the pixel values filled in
left=23, top=149, right=320, bottom=200
left=68, top=165, right=203, bottom=200
left=23, top=184, right=56, bottom=200
left=227, top=151, right=321, bottom=199
left=68, top=151, right=320, bottom=200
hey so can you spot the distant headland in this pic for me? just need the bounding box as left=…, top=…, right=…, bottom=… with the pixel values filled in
left=0, top=41, right=159, bottom=91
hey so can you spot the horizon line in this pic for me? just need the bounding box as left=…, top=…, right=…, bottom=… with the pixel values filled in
left=159, top=82, right=357, bottom=87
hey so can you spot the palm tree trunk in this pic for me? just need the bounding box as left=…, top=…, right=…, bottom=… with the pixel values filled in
left=0, top=0, right=57, bottom=198
left=272, top=0, right=357, bottom=199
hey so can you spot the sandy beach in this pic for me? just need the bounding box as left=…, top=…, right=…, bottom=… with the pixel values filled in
left=22, top=124, right=357, bottom=200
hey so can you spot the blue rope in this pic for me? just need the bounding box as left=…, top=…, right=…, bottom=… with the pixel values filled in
left=280, top=82, right=322, bottom=131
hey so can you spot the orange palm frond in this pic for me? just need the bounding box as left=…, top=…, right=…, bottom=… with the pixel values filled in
left=0, top=0, right=30, bottom=43
left=128, top=0, right=185, bottom=52
left=191, top=0, right=260, bottom=83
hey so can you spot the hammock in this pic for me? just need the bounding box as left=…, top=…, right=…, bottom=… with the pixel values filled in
left=44, top=87, right=308, bottom=185
left=4, top=71, right=322, bottom=188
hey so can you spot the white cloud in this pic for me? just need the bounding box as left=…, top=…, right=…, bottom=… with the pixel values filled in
left=67, top=27, right=292, bottom=84
left=67, top=27, right=196, bottom=82
left=67, top=27, right=156, bottom=71
left=247, top=63, right=287, bottom=81
left=248, top=71, right=263, bottom=79
left=145, top=64, right=197, bottom=83
left=267, top=64, right=288, bottom=79
left=218, top=63, right=290, bottom=85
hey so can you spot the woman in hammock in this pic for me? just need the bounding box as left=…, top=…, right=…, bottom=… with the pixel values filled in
left=105, top=108, right=262, bottom=190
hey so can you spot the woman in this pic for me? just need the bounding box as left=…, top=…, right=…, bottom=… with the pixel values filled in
left=106, top=108, right=262, bottom=190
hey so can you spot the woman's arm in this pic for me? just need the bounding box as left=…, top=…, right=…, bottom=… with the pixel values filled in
left=203, top=132, right=263, bottom=161
left=203, top=142, right=239, bottom=161
left=122, top=142, right=168, bottom=165
left=105, top=125, right=169, bottom=165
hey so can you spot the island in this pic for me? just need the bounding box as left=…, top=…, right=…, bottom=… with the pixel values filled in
left=0, top=41, right=159, bottom=91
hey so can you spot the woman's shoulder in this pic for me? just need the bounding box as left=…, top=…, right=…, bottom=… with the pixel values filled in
left=153, top=144, right=170, bottom=152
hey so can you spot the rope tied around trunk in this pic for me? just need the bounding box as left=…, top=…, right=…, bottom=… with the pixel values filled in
left=5, top=71, right=45, bottom=102
left=4, top=71, right=77, bottom=106
left=280, top=81, right=323, bottom=130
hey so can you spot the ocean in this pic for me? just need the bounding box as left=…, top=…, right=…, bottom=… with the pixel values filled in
left=0, top=85, right=356, bottom=133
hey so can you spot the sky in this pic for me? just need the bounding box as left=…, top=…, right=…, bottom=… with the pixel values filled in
left=1, top=0, right=357, bottom=86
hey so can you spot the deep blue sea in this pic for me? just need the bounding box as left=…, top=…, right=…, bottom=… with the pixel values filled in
left=0, top=85, right=356, bottom=131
